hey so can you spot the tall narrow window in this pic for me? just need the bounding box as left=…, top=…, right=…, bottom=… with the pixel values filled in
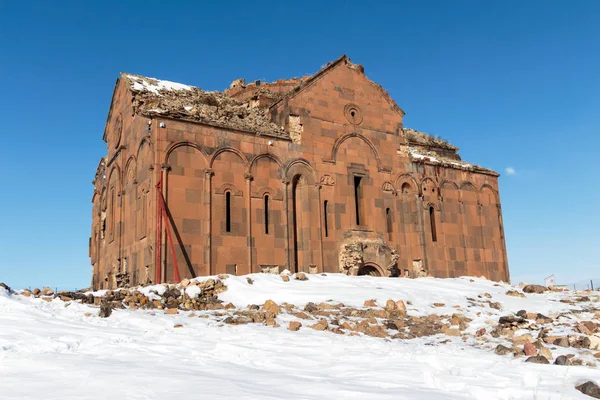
left=225, top=192, right=231, bottom=233
left=323, top=200, right=329, bottom=237
left=386, top=208, right=393, bottom=241
left=109, top=188, right=115, bottom=242
left=140, top=193, right=147, bottom=238
left=264, top=194, right=269, bottom=234
left=353, top=176, right=363, bottom=225
left=429, top=206, right=437, bottom=242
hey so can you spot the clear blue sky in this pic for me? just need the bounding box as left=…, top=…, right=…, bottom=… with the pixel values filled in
left=1, top=1, right=598, bottom=290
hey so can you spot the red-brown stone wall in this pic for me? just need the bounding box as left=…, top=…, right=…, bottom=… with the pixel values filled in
left=91, top=62, right=509, bottom=288
left=91, top=79, right=157, bottom=289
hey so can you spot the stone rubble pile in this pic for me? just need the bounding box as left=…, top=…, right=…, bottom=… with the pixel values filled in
left=5, top=277, right=600, bottom=371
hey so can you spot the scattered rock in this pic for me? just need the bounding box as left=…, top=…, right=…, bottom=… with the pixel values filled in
left=513, top=334, right=534, bottom=346
left=443, top=327, right=461, bottom=337
left=577, top=321, right=598, bottom=335
left=538, top=345, right=552, bottom=360
left=588, top=335, right=600, bottom=350
left=553, top=337, right=570, bottom=347
left=99, top=303, right=112, bottom=318
left=304, top=302, right=318, bottom=313
left=309, top=319, right=328, bottom=331
left=576, top=381, right=600, bottom=399
left=21, top=291, right=31, bottom=297
left=0, top=282, right=11, bottom=292
left=506, top=290, right=526, bottom=298
left=40, top=287, right=54, bottom=296
left=523, top=343, right=537, bottom=356
left=294, top=311, right=312, bottom=320
left=262, top=299, right=281, bottom=314
left=499, top=315, right=527, bottom=326
left=362, top=324, right=388, bottom=338
left=32, top=288, right=40, bottom=296
left=165, top=308, right=179, bottom=315
left=281, top=275, right=290, bottom=282
left=364, top=299, right=377, bottom=307
left=288, top=321, right=302, bottom=331
left=476, top=328, right=486, bottom=337
left=174, top=324, right=183, bottom=328
left=495, top=344, right=512, bottom=355
left=525, top=355, right=549, bottom=364
left=554, top=355, right=569, bottom=365
left=396, top=300, right=406, bottom=312
left=522, top=284, right=548, bottom=294
left=180, top=278, right=190, bottom=287
left=295, top=272, right=308, bottom=281
left=246, top=277, right=254, bottom=285
left=432, top=303, right=445, bottom=307
left=385, top=299, right=397, bottom=311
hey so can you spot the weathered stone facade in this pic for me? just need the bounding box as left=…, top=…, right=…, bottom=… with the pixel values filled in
left=90, top=55, right=509, bottom=289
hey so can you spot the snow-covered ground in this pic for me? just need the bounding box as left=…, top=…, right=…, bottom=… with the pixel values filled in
left=1, top=274, right=599, bottom=399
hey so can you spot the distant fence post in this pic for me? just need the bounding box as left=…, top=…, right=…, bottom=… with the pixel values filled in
left=592, top=280, right=595, bottom=291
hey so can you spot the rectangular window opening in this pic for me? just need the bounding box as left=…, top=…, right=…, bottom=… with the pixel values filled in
left=353, top=176, right=363, bottom=225
left=324, top=200, right=329, bottom=237
left=225, top=192, right=231, bottom=233
left=264, top=194, right=269, bottom=235
left=429, top=206, right=437, bottom=242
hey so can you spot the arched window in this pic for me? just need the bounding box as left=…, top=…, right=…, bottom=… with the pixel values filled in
left=225, top=191, right=232, bottom=233
left=264, top=194, right=269, bottom=234
left=386, top=207, right=393, bottom=241
left=323, top=200, right=329, bottom=237
left=429, top=206, right=437, bottom=242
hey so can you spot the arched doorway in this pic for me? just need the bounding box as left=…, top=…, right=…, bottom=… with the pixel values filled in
left=357, top=264, right=382, bottom=277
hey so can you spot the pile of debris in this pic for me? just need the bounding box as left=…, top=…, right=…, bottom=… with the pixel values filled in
left=6, top=275, right=600, bottom=370
left=123, top=74, right=287, bottom=137
left=16, top=277, right=229, bottom=312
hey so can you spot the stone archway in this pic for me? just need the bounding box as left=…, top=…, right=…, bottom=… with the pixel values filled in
left=357, top=263, right=383, bottom=277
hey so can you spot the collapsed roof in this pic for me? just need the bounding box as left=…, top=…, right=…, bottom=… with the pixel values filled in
left=122, top=73, right=288, bottom=136
left=119, top=57, right=496, bottom=175
left=403, top=128, right=496, bottom=175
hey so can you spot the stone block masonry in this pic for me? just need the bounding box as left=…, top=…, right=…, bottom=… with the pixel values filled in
left=90, top=55, right=509, bottom=289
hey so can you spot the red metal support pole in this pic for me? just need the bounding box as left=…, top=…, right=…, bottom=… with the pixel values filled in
left=155, top=182, right=181, bottom=283
left=162, top=206, right=181, bottom=282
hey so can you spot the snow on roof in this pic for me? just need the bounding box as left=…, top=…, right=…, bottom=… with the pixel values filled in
left=408, top=147, right=474, bottom=170
left=120, top=72, right=287, bottom=137
left=124, top=73, right=194, bottom=95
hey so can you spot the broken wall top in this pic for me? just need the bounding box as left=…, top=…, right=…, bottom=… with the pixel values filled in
left=117, top=58, right=499, bottom=176
left=401, top=128, right=498, bottom=176
left=121, top=73, right=288, bottom=137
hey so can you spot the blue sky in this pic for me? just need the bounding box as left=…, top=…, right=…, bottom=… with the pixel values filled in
left=0, top=1, right=598, bottom=290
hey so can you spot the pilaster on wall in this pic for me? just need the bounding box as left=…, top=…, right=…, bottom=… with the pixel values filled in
left=416, top=194, right=428, bottom=272
left=477, top=202, right=489, bottom=279
left=158, top=164, right=169, bottom=283
left=245, top=173, right=253, bottom=273
left=282, top=179, right=290, bottom=272
left=205, top=168, right=214, bottom=276
left=317, top=183, right=324, bottom=274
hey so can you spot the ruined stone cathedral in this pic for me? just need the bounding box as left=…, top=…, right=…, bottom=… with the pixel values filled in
left=90, top=55, right=509, bottom=289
